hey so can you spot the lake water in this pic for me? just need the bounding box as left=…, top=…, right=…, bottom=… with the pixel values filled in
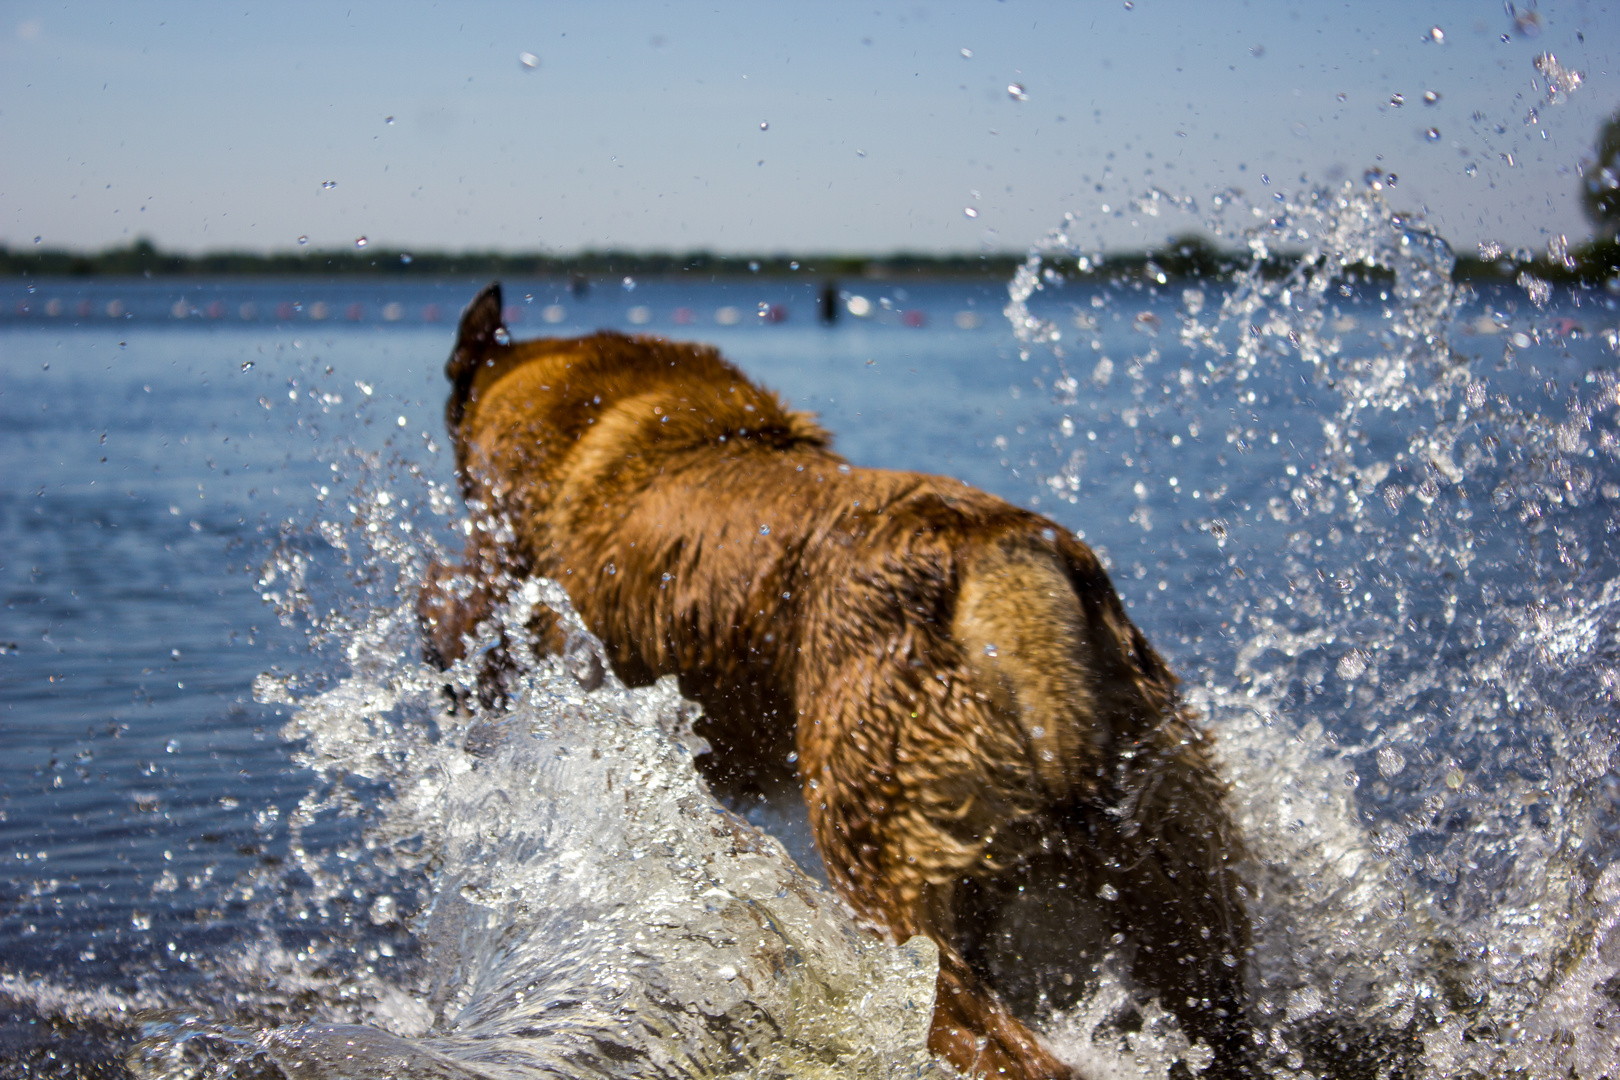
left=4, top=184, right=1620, bottom=1079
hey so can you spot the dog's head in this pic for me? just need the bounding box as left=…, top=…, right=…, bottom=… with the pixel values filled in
left=443, top=282, right=837, bottom=507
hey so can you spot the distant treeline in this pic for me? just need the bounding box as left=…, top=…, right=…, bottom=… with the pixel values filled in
left=3, top=236, right=1617, bottom=286
left=0, top=240, right=1023, bottom=281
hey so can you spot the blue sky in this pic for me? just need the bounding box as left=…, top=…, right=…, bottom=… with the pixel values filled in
left=2, top=1, right=1615, bottom=256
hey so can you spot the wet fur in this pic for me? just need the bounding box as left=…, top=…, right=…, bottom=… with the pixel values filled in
left=419, top=283, right=1253, bottom=1079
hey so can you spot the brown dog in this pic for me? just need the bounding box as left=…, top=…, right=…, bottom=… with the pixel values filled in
left=418, top=284, right=1253, bottom=1079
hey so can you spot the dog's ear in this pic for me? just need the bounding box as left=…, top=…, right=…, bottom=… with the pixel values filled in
left=446, top=282, right=505, bottom=435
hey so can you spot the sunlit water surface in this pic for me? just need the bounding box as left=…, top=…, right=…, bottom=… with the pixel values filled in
left=4, top=184, right=1620, bottom=1079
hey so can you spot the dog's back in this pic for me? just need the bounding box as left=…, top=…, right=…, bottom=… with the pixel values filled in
left=422, top=284, right=1253, bottom=1079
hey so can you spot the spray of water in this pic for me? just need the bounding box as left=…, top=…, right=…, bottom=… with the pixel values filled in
left=100, top=178, right=1620, bottom=1080
left=118, top=462, right=946, bottom=1079
left=1012, top=178, right=1620, bottom=1077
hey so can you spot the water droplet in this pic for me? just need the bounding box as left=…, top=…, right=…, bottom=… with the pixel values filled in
left=1387, top=173, right=1397, bottom=186
left=165, top=738, right=180, bottom=754
left=354, top=236, right=368, bottom=248
left=748, top=261, right=760, bottom=273
left=963, top=207, right=979, bottom=218
left=1260, top=173, right=1270, bottom=184
left=1335, top=649, right=1368, bottom=680
left=519, top=51, right=540, bottom=69
left=759, top=120, right=768, bottom=131
left=1007, top=83, right=1027, bottom=101
left=1428, top=25, right=1445, bottom=43
left=983, top=643, right=999, bottom=657
left=1097, top=883, right=1119, bottom=900
left=855, top=149, right=866, bottom=157
left=759, top=524, right=771, bottom=535
left=1426, top=128, right=1441, bottom=141
left=322, top=180, right=337, bottom=190
left=297, top=235, right=308, bottom=245
left=1423, top=90, right=1440, bottom=105
left=1336, top=92, right=1347, bottom=102
left=32, top=236, right=41, bottom=244
left=1377, top=747, right=1407, bottom=778
left=621, top=275, right=636, bottom=292
left=399, top=253, right=412, bottom=264
left=384, top=115, right=394, bottom=124
left=1122, top=0, right=1133, bottom=8
left=1533, top=53, right=1584, bottom=103
left=1445, top=769, right=1464, bottom=789
left=1389, top=93, right=1405, bottom=107
left=494, top=327, right=511, bottom=345
left=959, top=47, right=973, bottom=58
left=368, top=894, right=398, bottom=925
left=240, top=361, right=254, bottom=372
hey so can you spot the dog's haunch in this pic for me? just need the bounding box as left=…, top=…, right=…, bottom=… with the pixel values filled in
left=419, top=282, right=1254, bottom=1080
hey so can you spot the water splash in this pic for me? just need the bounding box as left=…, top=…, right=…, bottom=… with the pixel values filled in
left=1009, top=179, right=1620, bottom=1076
left=119, top=457, right=948, bottom=1079
left=41, top=179, right=1617, bottom=1078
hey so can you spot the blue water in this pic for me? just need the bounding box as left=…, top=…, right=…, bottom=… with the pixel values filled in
left=4, top=259, right=1620, bottom=1077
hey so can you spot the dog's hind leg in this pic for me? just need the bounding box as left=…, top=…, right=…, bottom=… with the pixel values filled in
left=913, top=881, right=1077, bottom=1080
left=792, top=610, right=1073, bottom=1078
left=1099, top=735, right=1256, bottom=1076
left=930, top=950, right=1076, bottom=1080
left=953, top=534, right=1256, bottom=1074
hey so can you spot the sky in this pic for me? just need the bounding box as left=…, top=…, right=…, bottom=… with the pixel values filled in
left=2, top=1, right=1616, bottom=257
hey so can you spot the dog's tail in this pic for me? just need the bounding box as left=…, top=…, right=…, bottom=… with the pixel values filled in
left=952, top=539, right=1100, bottom=801
left=445, top=281, right=505, bottom=440
left=951, top=532, right=1179, bottom=803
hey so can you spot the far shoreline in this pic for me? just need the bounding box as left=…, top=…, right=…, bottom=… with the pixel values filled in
left=3, top=237, right=1618, bottom=288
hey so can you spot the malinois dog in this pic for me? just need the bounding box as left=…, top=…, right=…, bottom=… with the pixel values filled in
left=419, top=283, right=1252, bottom=1079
